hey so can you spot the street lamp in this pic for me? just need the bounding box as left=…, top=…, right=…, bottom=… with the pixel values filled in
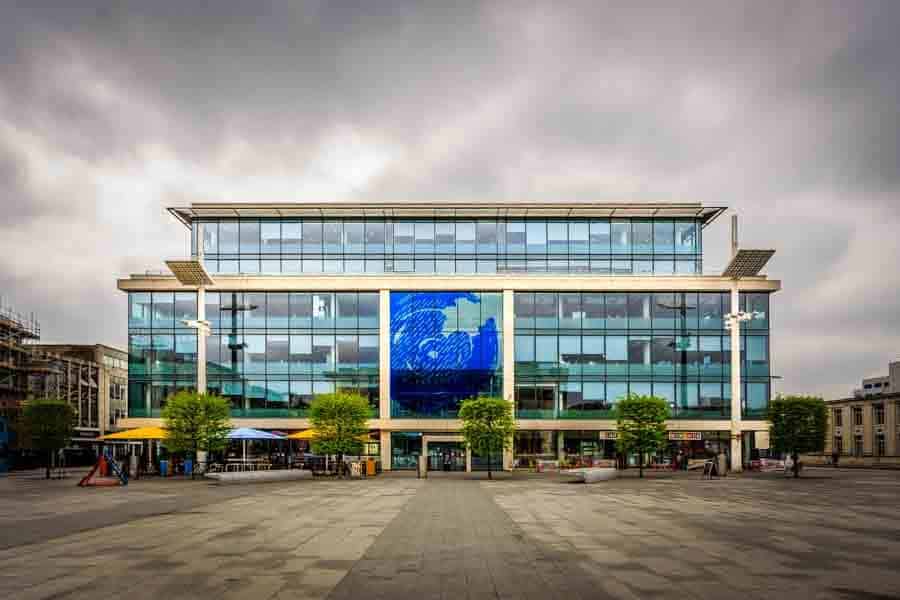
left=721, top=246, right=775, bottom=472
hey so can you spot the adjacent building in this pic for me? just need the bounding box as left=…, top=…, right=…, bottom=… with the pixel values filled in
left=826, top=360, right=900, bottom=465
left=118, top=202, right=780, bottom=471
left=0, top=302, right=127, bottom=452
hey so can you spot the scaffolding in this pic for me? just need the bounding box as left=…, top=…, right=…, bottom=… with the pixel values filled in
left=0, top=301, right=41, bottom=407
left=0, top=302, right=100, bottom=432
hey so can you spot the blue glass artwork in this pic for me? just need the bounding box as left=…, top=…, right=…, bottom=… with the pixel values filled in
left=391, top=292, right=500, bottom=417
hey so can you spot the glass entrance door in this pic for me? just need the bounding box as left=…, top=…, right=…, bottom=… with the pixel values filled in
left=427, top=442, right=466, bottom=471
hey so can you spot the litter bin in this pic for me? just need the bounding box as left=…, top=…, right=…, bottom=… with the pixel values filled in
left=159, top=459, right=168, bottom=477
left=184, top=459, right=193, bottom=477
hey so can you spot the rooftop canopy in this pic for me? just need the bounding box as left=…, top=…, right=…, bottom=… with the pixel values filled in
left=169, top=202, right=726, bottom=228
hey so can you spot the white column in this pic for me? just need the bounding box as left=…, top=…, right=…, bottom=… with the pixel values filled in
left=196, top=286, right=207, bottom=395
left=503, top=290, right=515, bottom=471
left=379, top=430, right=391, bottom=472
left=195, top=221, right=207, bottom=395
left=379, top=290, right=391, bottom=421
left=730, top=282, right=743, bottom=472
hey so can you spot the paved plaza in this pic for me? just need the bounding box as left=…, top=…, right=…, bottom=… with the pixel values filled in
left=1, top=469, right=899, bottom=599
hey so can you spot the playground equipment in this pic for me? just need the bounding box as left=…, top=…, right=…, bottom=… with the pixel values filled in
left=78, top=453, right=128, bottom=487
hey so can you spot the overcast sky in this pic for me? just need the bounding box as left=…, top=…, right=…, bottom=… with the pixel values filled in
left=1, top=1, right=898, bottom=399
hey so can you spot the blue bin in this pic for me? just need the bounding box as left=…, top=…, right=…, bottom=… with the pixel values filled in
left=160, top=459, right=168, bottom=477
left=184, top=459, right=193, bottom=477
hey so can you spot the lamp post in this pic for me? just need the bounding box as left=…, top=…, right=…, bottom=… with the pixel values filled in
left=721, top=240, right=775, bottom=472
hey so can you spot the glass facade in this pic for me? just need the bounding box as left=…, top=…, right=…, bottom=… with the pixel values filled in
left=514, top=291, right=771, bottom=420
left=128, top=291, right=379, bottom=417
left=193, top=218, right=702, bottom=276
left=390, top=291, right=502, bottom=418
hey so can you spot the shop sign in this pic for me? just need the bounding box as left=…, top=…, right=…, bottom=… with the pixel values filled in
left=668, top=431, right=702, bottom=441
left=598, top=431, right=618, bottom=440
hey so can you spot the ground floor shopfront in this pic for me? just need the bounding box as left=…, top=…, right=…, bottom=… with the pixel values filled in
left=119, top=416, right=769, bottom=473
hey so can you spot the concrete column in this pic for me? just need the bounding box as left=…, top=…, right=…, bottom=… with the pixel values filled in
left=196, top=286, right=207, bottom=395
left=557, top=431, right=565, bottom=462
left=379, top=290, right=391, bottom=421
left=380, top=429, right=391, bottom=471
left=729, top=282, right=743, bottom=472
left=503, top=290, right=515, bottom=471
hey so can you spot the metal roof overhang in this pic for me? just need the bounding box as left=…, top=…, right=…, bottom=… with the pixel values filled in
left=168, top=202, right=727, bottom=228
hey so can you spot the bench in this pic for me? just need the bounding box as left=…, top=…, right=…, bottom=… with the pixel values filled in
left=560, top=467, right=618, bottom=483
left=205, top=469, right=313, bottom=485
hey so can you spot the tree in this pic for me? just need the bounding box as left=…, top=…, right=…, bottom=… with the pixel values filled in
left=22, top=398, right=75, bottom=479
left=459, top=396, right=516, bottom=480
left=613, top=394, right=670, bottom=478
left=768, top=395, right=826, bottom=478
left=308, top=391, right=370, bottom=477
left=161, top=391, right=231, bottom=478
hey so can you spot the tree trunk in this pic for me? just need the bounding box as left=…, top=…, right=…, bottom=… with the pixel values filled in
left=792, top=451, right=800, bottom=478
left=338, top=452, right=343, bottom=478
left=488, top=445, right=492, bottom=480
left=45, top=449, right=52, bottom=480
left=639, top=451, right=644, bottom=478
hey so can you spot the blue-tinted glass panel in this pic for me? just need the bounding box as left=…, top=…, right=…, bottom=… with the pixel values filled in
left=129, top=293, right=152, bottom=329
left=611, top=221, right=630, bottom=253
left=219, top=221, right=238, bottom=253
left=590, top=220, right=611, bottom=253
left=526, top=221, right=547, bottom=254
left=456, top=222, right=476, bottom=253
left=282, top=222, right=301, bottom=253
left=548, top=222, right=568, bottom=254
left=506, top=221, right=526, bottom=253
left=653, top=221, right=674, bottom=253
left=632, top=221, right=652, bottom=252
left=260, top=222, right=280, bottom=254
left=151, top=292, right=174, bottom=329
left=675, top=221, right=697, bottom=253
left=240, top=220, right=260, bottom=254
left=569, top=222, right=589, bottom=254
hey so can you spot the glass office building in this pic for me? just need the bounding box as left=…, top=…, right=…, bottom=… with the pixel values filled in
left=119, top=202, right=780, bottom=471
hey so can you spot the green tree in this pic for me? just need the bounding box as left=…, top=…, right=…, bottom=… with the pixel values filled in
left=613, top=394, right=670, bottom=478
left=458, top=396, right=516, bottom=480
left=22, top=398, right=75, bottom=479
left=161, top=391, right=231, bottom=477
left=309, top=391, right=370, bottom=477
left=768, top=395, right=827, bottom=478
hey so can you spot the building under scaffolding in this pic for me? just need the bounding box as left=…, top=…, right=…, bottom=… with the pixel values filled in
left=0, top=303, right=40, bottom=410
left=0, top=300, right=127, bottom=447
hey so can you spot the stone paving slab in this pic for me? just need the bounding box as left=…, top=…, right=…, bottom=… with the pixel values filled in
left=2, top=469, right=900, bottom=599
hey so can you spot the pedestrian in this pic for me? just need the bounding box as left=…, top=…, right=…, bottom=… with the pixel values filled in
left=831, top=448, right=839, bottom=468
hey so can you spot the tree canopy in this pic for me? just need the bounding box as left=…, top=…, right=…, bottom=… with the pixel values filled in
left=613, top=394, right=670, bottom=478
left=308, top=392, right=370, bottom=472
left=768, top=395, right=827, bottom=478
left=459, top=396, right=515, bottom=479
left=22, top=398, right=75, bottom=479
left=161, top=391, right=231, bottom=474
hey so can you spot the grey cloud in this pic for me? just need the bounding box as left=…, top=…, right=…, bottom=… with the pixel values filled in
left=1, top=1, right=899, bottom=398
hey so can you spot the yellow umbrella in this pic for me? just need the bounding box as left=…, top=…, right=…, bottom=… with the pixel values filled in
left=287, top=429, right=370, bottom=442
left=100, top=426, right=167, bottom=440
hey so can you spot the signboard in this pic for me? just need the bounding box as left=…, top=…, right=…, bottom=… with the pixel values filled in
left=668, top=431, right=702, bottom=441
left=598, top=431, right=618, bottom=440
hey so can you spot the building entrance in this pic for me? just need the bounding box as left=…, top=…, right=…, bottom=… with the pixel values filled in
left=428, top=441, right=466, bottom=472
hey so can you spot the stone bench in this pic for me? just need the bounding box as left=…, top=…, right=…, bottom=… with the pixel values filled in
left=560, top=467, right=618, bottom=483
left=205, top=469, right=313, bottom=485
